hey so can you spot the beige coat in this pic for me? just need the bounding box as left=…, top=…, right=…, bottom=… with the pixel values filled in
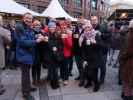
left=0, top=27, right=11, bottom=68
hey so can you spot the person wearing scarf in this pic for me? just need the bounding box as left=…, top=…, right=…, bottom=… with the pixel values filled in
left=79, top=20, right=102, bottom=92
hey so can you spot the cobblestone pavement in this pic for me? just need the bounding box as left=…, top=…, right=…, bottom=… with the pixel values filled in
left=0, top=61, right=122, bottom=100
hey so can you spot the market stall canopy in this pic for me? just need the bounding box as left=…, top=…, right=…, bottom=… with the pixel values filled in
left=0, top=0, right=40, bottom=16
left=108, top=9, right=133, bottom=21
left=41, top=0, right=77, bottom=21
left=110, top=0, right=133, bottom=8
left=108, top=0, right=133, bottom=20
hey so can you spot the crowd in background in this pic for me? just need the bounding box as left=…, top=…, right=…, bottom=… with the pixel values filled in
left=0, top=13, right=132, bottom=100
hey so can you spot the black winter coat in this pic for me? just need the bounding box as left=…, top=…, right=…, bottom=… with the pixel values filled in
left=43, top=33, right=64, bottom=64
left=81, top=33, right=105, bottom=69
left=94, top=24, right=111, bottom=54
left=72, top=25, right=84, bottom=55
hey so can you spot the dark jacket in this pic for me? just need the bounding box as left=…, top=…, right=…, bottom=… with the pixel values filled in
left=7, top=25, right=16, bottom=51
left=110, top=32, right=121, bottom=50
left=94, top=24, right=111, bottom=54
left=72, top=25, right=84, bottom=55
left=81, top=32, right=104, bottom=69
left=43, top=33, right=64, bottom=63
left=119, top=32, right=128, bottom=63
left=33, top=30, right=46, bottom=64
left=15, top=22, right=36, bottom=65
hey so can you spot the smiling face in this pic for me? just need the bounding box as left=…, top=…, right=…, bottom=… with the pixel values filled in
left=83, top=21, right=93, bottom=33
left=60, top=25, right=67, bottom=33
left=84, top=24, right=93, bottom=32
left=23, top=13, right=33, bottom=27
left=86, top=26, right=92, bottom=32
left=32, top=20, right=42, bottom=32
left=33, top=20, right=41, bottom=28
left=91, top=16, right=98, bottom=26
left=49, top=27, right=56, bottom=34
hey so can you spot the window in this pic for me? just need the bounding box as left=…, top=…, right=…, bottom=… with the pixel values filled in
left=37, top=6, right=45, bottom=13
left=60, top=0, right=69, bottom=5
left=91, top=0, right=97, bottom=10
left=72, top=0, right=82, bottom=8
left=73, top=11, right=82, bottom=17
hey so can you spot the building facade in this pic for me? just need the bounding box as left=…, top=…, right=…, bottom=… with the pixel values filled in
left=15, top=0, right=109, bottom=19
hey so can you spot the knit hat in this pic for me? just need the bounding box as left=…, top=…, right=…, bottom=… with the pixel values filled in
left=129, top=19, right=133, bottom=28
left=48, top=21, right=56, bottom=28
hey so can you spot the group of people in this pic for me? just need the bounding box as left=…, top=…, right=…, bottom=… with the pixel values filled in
left=0, top=12, right=133, bottom=100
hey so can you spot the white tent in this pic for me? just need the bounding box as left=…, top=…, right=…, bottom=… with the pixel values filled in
left=41, top=0, right=77, bottom=21
left=0, top=0, right=40, bottom=16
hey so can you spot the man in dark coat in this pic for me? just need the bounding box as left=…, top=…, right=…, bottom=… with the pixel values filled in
left=91, top=16, right=111, bottom=84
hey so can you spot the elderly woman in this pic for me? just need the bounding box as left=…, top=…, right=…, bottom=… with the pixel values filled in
left=121, top=20, right=133, bottom=100
left=79, top=20, right=104, bottom=92
left=0, top=15, right=11, bottom=95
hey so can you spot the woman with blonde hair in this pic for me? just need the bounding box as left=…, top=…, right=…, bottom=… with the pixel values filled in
left=79, top=20, right=103, bottom=92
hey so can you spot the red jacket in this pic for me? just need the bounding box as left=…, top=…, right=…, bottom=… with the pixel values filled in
left=62, top=34, right=73, bottom=58
left=41, top=25, right=49, bottom=33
